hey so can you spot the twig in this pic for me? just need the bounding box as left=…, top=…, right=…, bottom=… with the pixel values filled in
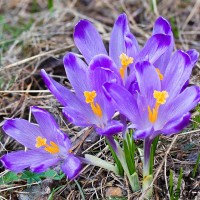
left=179, top=129, right=200, bottom=136
left=164, top=159, right=170, bottom=199
left=1, top=45, right=74, bottom=72
left=0, top=90, right=50, bottom=93
left=0, top=182, right=40, bottom=192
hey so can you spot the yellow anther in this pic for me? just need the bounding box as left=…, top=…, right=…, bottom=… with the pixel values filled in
left=44, top=141, right=60, bottom=154
left=153, top=90, right=168, bottom=104
left=148, top=90, right=169, bottom=123
left=84, top=90, right=103, bottom=118
left=155, top=68, right=164, bottom=80
left=120, top=53, right=133, bottom=67
left=35, top=136, right=47, bottom=148
left=84, top=91, right=96, bottom=103
left=68, top=149, right=73, bottom=153
left=119, top=53, right=134, bottom=79
left=35, top=136, right=60, bottom=154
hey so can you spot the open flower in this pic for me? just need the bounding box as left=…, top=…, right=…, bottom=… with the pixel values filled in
left=1, top=106, right=81, bottom=179
left=74, top=14, right=172, bottom=87
left=41, top=53, right=123, bottom=136
left=41, top=14, right=174, bottom=136
left=104, top=50, right=200, bottom=140
left=104, top=50, right=200, bottom=181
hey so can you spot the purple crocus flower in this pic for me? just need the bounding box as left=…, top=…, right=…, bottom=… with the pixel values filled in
left=41, top=53, right=123, bottom=136
left=104, top=50, right=200, bottom=177
left=74, top=13, right=173, bottom=87
left=1, top=106, right=81, bottom=179
left=74, top=14, right=174, bottom=137
left=41, top=14, right=174, bottom=137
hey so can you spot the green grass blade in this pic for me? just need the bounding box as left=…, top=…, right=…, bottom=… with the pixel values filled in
left=130, top=139, right=136, bottom=170
left=125, top=130, right=136, bottom=172
left=192, top=153, right=200, bottom=178
left=48, top=0, right=54, bottom=10
left=169, top=170, right=174, bottom=200
left=149, top=136, right=159, bottom=174
left=170, top=17, right=179, bottom=39
left=48, top=186, right=64, bottom=200
left=74, top=180, right=85, bottom=200
left=123, top=139, right=135, bottom=174
left=175, top=168, right=182, bottom=200
left=192, top=115, right=200, bottom=129
left=127, top=130, right=136, bottom=161
left=149, top=149, right=154, bottom=175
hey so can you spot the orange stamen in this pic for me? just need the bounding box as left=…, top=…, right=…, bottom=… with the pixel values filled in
left=148, top=90, right=168, bottom=123
left=84, top=90, right=103, bottom=118
left=35, top=136, right=59, bottom=154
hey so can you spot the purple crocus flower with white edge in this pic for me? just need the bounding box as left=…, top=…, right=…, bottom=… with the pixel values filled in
left=74, top=13, right=172, bottom=87
left=104, top=50, right=200, bottom=194
left=1, top=106, right=81, bottom=180
left=41, top=53, right=123, bottom=136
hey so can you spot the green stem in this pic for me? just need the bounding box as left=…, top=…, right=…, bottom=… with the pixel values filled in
left=142, top=137, right=153, bottom=198
left=143, top=138, right=152, bottom=177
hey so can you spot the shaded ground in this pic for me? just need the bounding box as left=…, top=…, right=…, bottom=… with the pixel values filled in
left=0, top=0, right=200, bottom=199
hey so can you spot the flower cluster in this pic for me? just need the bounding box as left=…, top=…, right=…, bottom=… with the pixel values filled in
left=1, top=13, right=199, bottom=197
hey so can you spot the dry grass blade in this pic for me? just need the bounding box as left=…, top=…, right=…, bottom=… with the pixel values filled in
left=1, top=45, right=74, bottom=72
